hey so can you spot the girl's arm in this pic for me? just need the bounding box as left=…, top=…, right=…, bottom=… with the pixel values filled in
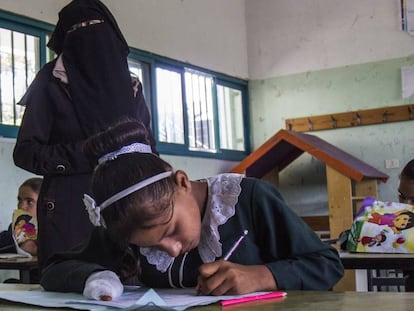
left=40, top=227, right=136, bottom=293
left=251, top=180, right=344, bottom=290
left=41, top=259, right=106, bottom=293
left=197, top=178, right=344, bottom=295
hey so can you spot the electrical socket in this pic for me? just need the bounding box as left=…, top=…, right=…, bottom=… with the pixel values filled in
left=385, top=159, right=400, bottom=169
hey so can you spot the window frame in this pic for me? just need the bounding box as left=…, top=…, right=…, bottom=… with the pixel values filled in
left=129, top=48, right=250, bottom=161
left=0, top=10, right=53, bottom=138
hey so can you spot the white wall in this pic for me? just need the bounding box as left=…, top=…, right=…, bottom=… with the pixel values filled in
left=105, top=0, right=248, bottom=79
left=246, top=0, right=414, bottom=79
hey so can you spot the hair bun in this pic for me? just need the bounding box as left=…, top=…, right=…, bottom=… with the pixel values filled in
left=83, top=118, right=150, bottom=164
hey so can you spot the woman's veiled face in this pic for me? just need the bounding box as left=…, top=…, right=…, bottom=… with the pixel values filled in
left=66, top=19, right=104, bottom=34
left=128, top=187, right=202, bottom=258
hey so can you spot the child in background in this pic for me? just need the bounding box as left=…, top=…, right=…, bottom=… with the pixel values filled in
left=41, top=120, right=344, bottom=300
left=399, top=159, right=414, bottom=291
left=0, top=177, right=42, bottom=255
left=399, top=159, right=414, bottom=206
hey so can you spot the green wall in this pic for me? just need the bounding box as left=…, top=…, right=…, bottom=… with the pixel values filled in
left=248, top=55, right=414, bottom=216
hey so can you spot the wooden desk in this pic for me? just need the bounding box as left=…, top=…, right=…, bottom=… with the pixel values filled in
left=0, top=257, right=38, bottom=284
left=339, top=251, right=414, bottom=270
left=339, top=251, right=414, bottom=291
left=0, top=284, right=414, bottom=311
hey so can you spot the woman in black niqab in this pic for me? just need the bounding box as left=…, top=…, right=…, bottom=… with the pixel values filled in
left=13, top=0, right=156, bottom=272
left=48, top=0, right=139, bottom=136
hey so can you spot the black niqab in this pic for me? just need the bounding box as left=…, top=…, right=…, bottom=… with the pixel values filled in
left=48, top=0, right=138, bottom=136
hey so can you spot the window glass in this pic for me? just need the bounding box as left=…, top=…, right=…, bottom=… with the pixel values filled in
left=128, top=59, right=143, bottom=83
left=0, top=27, right=39, bottom=126
left=217, top=84, right=245, bottom=151
left=156, top=67, right=184, bottom=144
left=185, top=70, right=215, bottom=152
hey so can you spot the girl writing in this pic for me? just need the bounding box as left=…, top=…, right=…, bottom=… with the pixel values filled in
left=41, top=120, right=344, bottom=300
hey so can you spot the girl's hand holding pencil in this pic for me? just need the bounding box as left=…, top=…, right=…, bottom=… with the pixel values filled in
left=196, top=260, right=278, bottom=295
left=196, top=230, right=277, bottom=295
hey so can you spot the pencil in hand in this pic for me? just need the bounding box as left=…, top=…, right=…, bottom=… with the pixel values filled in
left=195, top=230, right=249, bottom=295
left=224, top=230, right=248, bottom=260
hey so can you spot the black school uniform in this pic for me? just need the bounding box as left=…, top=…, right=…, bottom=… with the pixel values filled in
left=40, top=175, right=344, bottom=292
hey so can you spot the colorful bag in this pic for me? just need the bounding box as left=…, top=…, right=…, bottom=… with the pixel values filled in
left=11, top=209, right=38, bottom=257
left=346, top=197, right=414, bottom=253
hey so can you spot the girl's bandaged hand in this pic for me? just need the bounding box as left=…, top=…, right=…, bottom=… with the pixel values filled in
left=83, top=270, right=123, bottom=301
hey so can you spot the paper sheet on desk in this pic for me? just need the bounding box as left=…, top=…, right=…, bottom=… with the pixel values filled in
left=68, top=287, right=230, bottom=310
left=0, top=253, right=31, bottom=259
left=0, top=286, right=272, bottom=311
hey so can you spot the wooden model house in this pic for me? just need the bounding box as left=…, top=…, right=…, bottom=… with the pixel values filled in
left=230, top=129, right=389, bottom=242
left=231, top=130, right=389, bottom=290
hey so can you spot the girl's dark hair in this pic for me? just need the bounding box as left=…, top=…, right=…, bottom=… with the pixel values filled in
left=20, top=177, right=43, bottom=193
left=83, top=119, right=175, bottom=243
left=401, top=159, right=414, bottom=179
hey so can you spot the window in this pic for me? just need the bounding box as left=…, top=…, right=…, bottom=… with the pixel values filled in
left=217, top=83, right=245, bottom=152
left=0, top=28, right=39, bottom=126
left=129, top=49, right=250, bottom=161
left=0, top=11, right=250, bottom=160
left=0, top=11, right=53, bottom=138
left=156, top=66, right=185, bottom=145
left=185, top=69, right=215, bottom=151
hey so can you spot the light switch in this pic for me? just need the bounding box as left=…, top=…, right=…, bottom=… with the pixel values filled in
left=385, top=159, right=400, bottom=169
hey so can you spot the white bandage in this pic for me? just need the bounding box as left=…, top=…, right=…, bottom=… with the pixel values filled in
left=83, top=270, right=123, bottom=301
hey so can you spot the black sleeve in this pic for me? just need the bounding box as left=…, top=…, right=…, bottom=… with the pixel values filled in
left=13, top=64, right=93, bottom=176
left=41, top=227, right=137, bottom=293
left=41, top=259, right=106, bottom=293
left=249, top=179, right=344, bottom=290
left=0, top=224, right=16, bottom=253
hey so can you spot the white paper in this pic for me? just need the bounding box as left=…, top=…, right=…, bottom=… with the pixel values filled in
left=0, top=286, right=270, bottom=311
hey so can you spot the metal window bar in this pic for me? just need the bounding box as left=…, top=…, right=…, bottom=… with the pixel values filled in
left=11, top=30, right=16, bottom=125
left=188, top=73, right=197, bottom=148
left=187, top=71, right=215, bottom=151
left=198, top=75, right=208, bottom=149
left=203, top=76, right=214, bottom=149
left=188, top=73, right=203, bottom=149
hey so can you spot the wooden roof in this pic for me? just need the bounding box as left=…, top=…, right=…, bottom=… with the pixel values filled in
left=231, top=129, right=389, bottom=182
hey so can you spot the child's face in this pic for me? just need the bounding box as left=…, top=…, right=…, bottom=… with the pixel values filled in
left=17, top=185, right=38, bottom=218
left=128, top=187, right=202, bottom=258
left=399, top=176, right=414, bottom=205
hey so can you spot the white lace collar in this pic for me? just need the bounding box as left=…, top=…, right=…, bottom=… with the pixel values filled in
left=140, top=173, right=243, bottom=272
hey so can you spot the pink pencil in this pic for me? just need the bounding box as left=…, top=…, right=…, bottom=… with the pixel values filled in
left=221, top=291, right=287, bottom=306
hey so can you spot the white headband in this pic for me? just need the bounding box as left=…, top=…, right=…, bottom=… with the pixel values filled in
left=98, top=142, right=152, bottom=164
left=84, top=171, right=173, bottom=227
